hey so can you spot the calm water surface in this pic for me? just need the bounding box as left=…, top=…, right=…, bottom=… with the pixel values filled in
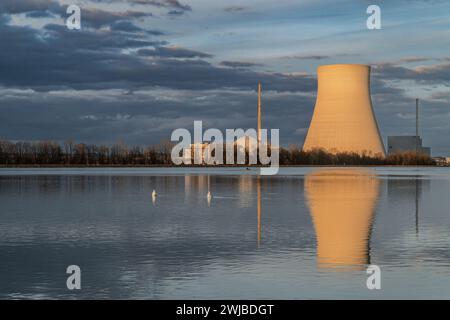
left=1, top=167, right=450, bottom=299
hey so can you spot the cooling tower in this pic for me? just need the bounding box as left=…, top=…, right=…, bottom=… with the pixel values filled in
left=303, top=64, right=385, bottom=157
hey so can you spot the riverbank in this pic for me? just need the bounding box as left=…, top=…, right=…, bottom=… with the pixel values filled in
left=0, top=164, right=442, bottom=168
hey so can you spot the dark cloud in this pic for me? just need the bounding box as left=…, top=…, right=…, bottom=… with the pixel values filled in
left=283, top=55, right=330, bottom=60
left=91, top=0, right=192, bottom=16
left=224, top=6, right=248, bottom=13
left=0, top=87, right=316, bottom=146
left=42, top=23, right=164, bottom=49
left=144, top=0, right=191, bottom=11
left=373, top=62, right=450, bottom=83
left=0, top=0, right=191, bottom=15
left=0, top=1, right=154, bottom=29
left=0, top=10, right=316, bottom=145
left=0, top=18, right=316, bottom=93
left=429, top=91, right=450, bottom=100
left=282, top=53, right=360, bottom=61
left=138, top=47, right=212, bottom=58
left=82, top=8, right=152, bottom=28
left=110, top=20, right=145, bottom=32
left=220, top=61, right=263, bottom=68
left=110, top=20, right=164, bottom=35
left=167, top=10, right=184, bottom=16
left=0, top=0, right=63, bottom=15
left=395, top=56, right=433, bottom=64
left=97, top=0, right=192, bottom=12
left=25, top=10, right=55, bottom=18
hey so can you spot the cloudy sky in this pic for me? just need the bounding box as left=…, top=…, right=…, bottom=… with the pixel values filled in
left=0, top=0, right=449, bottom=155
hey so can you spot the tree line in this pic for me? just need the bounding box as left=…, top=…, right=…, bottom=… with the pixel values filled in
left=0, top=139, right=174, bottom=166
left=278, top=146, right=435, bottom=166
left=0, top=139, right=435, bottom=166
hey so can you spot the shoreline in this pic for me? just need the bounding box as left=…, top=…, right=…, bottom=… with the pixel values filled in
left=0, top=164, right=444, bottom=168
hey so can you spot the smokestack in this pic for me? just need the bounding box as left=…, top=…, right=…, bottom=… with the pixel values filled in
left=416, top=98, right=419, bottom=154
left=257, top=81, right=262, bottom=145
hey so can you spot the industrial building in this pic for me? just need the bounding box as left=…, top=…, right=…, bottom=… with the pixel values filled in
left=303, top=64, right=386, bottom=157
left=387, top=136, right=431, bottom=156
left=432, top=157, right=450, bottom=166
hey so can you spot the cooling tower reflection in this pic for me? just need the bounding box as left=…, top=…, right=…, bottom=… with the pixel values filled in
left=304, top=169, right=380, bottom=270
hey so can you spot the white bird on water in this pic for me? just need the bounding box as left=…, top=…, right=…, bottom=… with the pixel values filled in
left=152, top=190, right=157, bottom=204
left=207, top=191, right=212, bottom=205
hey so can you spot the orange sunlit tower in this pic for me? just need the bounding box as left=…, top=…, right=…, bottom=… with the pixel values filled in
left=303, top=64, right=385, bottom=157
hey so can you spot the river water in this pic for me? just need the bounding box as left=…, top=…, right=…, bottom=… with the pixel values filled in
left=1, top=167, right=449, bottom=299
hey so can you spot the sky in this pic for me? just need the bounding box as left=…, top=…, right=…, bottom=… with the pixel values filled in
left=0, top=0, right=450, bottom=155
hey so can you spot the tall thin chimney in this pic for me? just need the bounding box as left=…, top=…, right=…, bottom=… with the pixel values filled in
left=416, top=98, right=419, bottom=154
left=257, top=81, right=262, bottom=145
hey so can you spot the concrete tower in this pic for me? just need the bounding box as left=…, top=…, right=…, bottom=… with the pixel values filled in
left=303, top=64, right=385, bottom=157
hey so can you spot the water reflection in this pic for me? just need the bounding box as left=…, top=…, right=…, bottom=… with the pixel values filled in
left=185, top=175, right=209, bottom=194
left=207, top=175, right=212, bottom=206
left=304, top=169, right=380, bottom=270
left=2, top=169, right=450, bottom=298
left=257, top=176, right=261, bottom=247
left=238, top=175, right=254, bottom=208
left=187, top=174, right=263, bottom=246
left=386, top=177, right=428, bottom=236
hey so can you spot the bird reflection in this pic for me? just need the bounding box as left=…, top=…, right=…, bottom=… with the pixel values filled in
left=304, top=169, right=380, bottom=270
left=207, top=175, right=212, bottom=207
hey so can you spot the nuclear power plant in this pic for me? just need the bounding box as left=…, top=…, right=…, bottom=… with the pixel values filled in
left=303, top=64, right=386, bottom=157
